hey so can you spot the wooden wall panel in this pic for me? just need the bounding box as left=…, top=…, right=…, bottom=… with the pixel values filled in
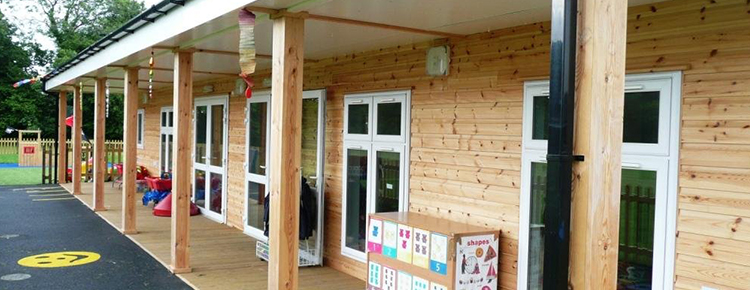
left=129, top=0, right=750, bottom=287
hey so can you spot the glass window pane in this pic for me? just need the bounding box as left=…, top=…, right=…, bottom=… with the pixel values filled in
left=167, top=134, right=173, bottom=173
left=623, top=92, right=660, bottom=144
left=527, top=162, right=547, bottom=290
left=377, top=102, right=401, bottom=136
left=345, top=148, right=368, bottom=252
left=160, top=134, right=166, bottom=172
left=618, top=169, right=657, bottom=288
left=347, top=104, right=369, bottom=135
left=248, top=102, right=268, bottom=175
left=375, top=151, right=400, bottom=212
left=247, top=181, right=266, bottom=230
left=195, top=106, right=207, bottom=163
left=137, top=113, right=143, bottom=144
left=210, top=105, right=224, bottom=166
left=532, top=96, right=548, bottom=140
left=209, top=172, right=223, bottom=214
left=301, top=98, right=318, bottom=186
left=161, top=112, right=167, bottom=127
left=168, top=111, right=174, bottom=127
left=194, top=169, right=206, bottom=208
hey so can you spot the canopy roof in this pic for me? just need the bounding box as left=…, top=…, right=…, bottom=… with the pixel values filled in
left=43, top=0, right=666, bottom=93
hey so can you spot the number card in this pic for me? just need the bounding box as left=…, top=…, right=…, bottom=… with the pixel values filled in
left=397, top=224, right=413, bottom=263
left=412, top=228, right=430, bottom=269
left=368, top=261, right=382, bottom=288
left=382, top=266, right=397, bottom=290
left=383, top=221, right=398, bottom=259
left=397, top=271, right=412, bottom=290
left=429, top=233, right=448, bottom=275
left=368, top=218, right=383, bottom=254
left=412, top=276, right=429, bottom=290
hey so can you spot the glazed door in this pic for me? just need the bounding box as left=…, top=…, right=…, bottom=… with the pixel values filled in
left=159, top=107, right=173, bottom=175
left=244, top=93, right=271, bottom=237
left=244, top=90, right=327, bottom=266
left=193, top=96, right=228, bottom=223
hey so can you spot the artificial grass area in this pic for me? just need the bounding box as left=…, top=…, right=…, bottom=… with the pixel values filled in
left=0, top=154, right=17, bottom=164
left=0, top=167, right=42, bottom=185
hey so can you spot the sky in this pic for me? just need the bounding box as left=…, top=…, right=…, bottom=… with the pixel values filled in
left=0, top=0, right=161, bottom=51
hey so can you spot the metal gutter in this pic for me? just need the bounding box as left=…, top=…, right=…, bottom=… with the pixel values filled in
left=42, top=0, right=186, bottom=84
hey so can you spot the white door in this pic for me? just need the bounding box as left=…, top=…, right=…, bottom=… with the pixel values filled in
left=244, top=89, right=327, bottom=266
left=193, top=96, right=229, bottom=223
left=159, top=107, right=173, bottom=175
left=244, top=92, right=271, bottom=238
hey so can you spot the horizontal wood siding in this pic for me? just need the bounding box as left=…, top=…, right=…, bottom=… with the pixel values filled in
left=132, top=0, right=750, bottom=287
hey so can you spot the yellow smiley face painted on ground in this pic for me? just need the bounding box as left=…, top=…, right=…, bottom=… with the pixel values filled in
left=18, top=251, right=101, bottom=268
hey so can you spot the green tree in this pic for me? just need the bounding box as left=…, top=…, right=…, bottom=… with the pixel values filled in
left=3, top=0, right=144, bottom=140
left=0, top=12, right=54, bottom=138
left=34, top=0, right=145, bottom=66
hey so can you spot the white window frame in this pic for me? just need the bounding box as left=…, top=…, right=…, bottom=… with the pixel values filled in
left=136, top=109, right=145, bottom=149
left=159, top=106, right=173, bottom=175
left=517, top=71, right=682, bottom=290
left=341, top=90, right=411, bottom=263
left=192, top=94, right=229, bottom=224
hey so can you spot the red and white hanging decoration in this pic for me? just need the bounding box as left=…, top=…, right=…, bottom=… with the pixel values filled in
left=238, top=9, right=256, bottom=99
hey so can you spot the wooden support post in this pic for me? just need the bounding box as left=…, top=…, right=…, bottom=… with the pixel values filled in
left=122, top=68, right=139, bottom=234
left=569, top=0, right=628, bottom=288
left=170, top=51, right=193, bottom=274
left=72, top=86, right=83, bottom=195
left=93, top=78, right=107, bottom=211
left=57, top=91, right=67, bottom=183
left=268, top=16, right=304, bottom=290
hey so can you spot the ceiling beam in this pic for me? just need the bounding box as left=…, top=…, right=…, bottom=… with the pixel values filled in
left=244, top=6, right=466, bottom=39
left=107, top=65, right=239, bottom=77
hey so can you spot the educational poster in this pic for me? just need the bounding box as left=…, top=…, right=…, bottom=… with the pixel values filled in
left=368, top=218, right=383, bottom=254
left=382, top=266, right=397, bottom=290
left=429, top=233, right=448, bottom=275
left=412, top=228, right=430, bottom=269
left=412, top=276, right=429, bottom=290
left=397, top=271, right=413, bottom=290
left=383, top=221, right=398, bottom=259
left=368, top=261, right=382, bottom=288
left=455, top=234, right=499, bottom=290
left=397, top=224, right=413, bottom=263
left=430, top=282, right=448, bottom=290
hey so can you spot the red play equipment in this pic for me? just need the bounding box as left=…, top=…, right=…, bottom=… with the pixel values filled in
left=153, top=192, right=200, bottom=217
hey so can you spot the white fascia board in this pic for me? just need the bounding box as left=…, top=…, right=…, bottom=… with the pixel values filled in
left=45, top=0, right=257, bottom=91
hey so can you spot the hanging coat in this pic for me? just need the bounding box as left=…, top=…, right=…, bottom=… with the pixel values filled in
left=263, top=177, right=318, bottom=240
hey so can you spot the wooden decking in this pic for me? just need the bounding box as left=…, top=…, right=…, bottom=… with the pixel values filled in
left=59, top=182, right=364, bottom=290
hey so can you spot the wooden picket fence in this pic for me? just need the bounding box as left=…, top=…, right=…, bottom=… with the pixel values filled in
left=38, top=139, right=124, bottom=184
left=0, top=138, right=17, bottom=155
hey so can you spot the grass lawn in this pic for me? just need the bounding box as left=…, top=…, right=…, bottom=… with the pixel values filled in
left=0, top=167, right=42, bottom=185
left=0, top=154, right=17, bottom=164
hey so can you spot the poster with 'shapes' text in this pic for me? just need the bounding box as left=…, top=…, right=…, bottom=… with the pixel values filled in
left=368, top=218, right=383, bottom=254
left=455, top=234, right=499, bottom=290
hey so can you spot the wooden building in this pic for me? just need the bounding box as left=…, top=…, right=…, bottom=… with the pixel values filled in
left=43, top=0, right=750, bottom=289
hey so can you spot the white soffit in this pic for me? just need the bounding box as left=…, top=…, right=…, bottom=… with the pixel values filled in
left=55, top=0, right=670, bottom=92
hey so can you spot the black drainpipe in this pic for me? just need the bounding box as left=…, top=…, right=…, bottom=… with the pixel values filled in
left=543, top=0, right=580, bottom=289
